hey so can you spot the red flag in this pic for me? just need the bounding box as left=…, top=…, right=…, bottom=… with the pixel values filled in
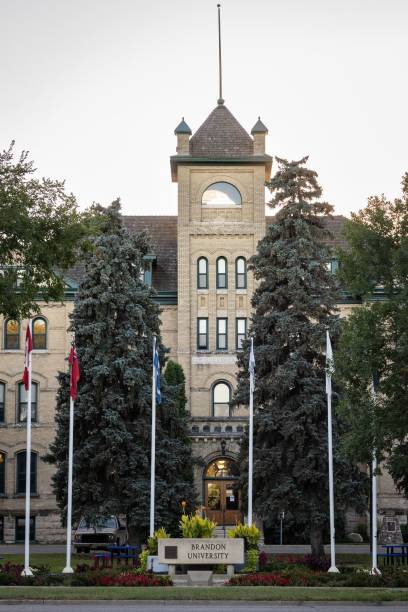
left=23, top=325, right=32, bottom=391
left=69, top=342, right=80, bottom=400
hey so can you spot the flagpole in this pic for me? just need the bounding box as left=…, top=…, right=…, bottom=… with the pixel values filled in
left=22, top=320, right=33, bottom=577
left=370, top=380, right=380, bottom=575
left=63, top=394, right=74, bottom=573
left=149, top=336, right=157, bottom=537
left=326, top=332, right=338, bottom=573
left=248, top=337, right=254, bottom=527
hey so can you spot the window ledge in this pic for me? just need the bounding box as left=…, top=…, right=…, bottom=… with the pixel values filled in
left=202, top=204, right=242, bottom=209
left=1, top=350, right=22, bottom=353
left=235, top=289, right=247, bottom=294
left=13, top=494, right=39, bottom=498
left=197, top=289, right=209, bottom=294
left=32, top=350, right=49, bottom=354
left=216, top=289, right=228, bottom=294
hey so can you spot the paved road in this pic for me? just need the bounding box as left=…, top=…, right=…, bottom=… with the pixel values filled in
left=0, top=605, right=406, bottom=612
left=0, top=544, right=371, bottom=555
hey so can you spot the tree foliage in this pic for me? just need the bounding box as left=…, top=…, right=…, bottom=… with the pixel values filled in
left=46, top=202, right=195, bottom=541
left=0, top=141, right=100, bottom=319
left=335, top=174, right=408, bottom=496
left=235, top=157, right=367, bottom=555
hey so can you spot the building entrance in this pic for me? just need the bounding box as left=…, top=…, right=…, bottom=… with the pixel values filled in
left=204, top=458, right=242, bottom=525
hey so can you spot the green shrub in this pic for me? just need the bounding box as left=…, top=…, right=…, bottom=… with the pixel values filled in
left=138, top=549, right=149, bottom=573
left=180, top=514, right=216, bottom=538
left=227, top=523, right=260, bottom=550
left=401, top=524, right=408, bottom=543
left=243, top=548, right=259, bottom=573
left=147, top=527, right=170, bottom=555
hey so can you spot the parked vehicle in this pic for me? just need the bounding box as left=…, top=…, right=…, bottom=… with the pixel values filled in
left=73, top=515, right=128, bottom=553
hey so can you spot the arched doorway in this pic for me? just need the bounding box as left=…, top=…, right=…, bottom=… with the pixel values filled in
left=203, top=457, right=242, bottom=525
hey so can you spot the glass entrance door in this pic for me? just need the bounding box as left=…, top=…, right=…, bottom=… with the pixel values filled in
left=205, top=480, right=241, bottom=525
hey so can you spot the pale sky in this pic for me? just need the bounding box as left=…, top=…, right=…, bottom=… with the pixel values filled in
left=1, top=0, right=407, bottom=217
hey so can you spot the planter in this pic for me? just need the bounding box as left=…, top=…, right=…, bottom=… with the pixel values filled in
left=147, top=555, right=168, bottom=573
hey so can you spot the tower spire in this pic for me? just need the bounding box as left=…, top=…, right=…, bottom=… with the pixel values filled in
left=217, top=4, right=224, bottom=105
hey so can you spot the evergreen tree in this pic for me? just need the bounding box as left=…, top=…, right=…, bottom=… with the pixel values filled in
left=46, top=201, right=195, bottom=541
left=235, top=157, right=367, bottom=556
left=164, top=360, right=187, bottom=415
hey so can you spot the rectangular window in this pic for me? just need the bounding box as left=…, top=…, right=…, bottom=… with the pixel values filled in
left=197, top=318, right=208, bottom=350
left=236, top=318, right=247, bottom=350
left=18, top=383, right=37, bottom=423
left=0, top=383, right=4, bottom=422
left=15, top=516, right=35, bottom=543
left=0, top=453, right=5, bottom=495
left=216, top=318, right=228, bottom=350
left=16, top=452, right=37, bottom=495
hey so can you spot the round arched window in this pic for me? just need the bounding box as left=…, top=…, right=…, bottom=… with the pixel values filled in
left=202, top=182, right=242, bottom=206
left=212, top=381, right=231, bottom=417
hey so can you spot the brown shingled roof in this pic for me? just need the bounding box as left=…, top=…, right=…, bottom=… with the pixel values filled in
left=66, top=214, right=348, bottom=292
left=189, top=104, right=254, bottom=158
left=122, top=216, right=177, bottom=292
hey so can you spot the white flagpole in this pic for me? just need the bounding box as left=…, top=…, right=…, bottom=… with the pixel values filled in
left=370, top=380, right=380, bottom=575
left=149, top=336, right=157, bottom=537
left=62, top=394, right=74, bottom=573
left=326, top=331, right=339, bottom=573
left=248, top=337, right=254, bottom=527
left=22, top=320, right=33, bottom=577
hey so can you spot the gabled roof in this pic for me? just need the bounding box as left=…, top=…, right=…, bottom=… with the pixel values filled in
left=189, top=103, right=254, bottom=158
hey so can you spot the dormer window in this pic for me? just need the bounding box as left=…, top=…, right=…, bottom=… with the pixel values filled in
left=202, top=182, right=242, bottom=207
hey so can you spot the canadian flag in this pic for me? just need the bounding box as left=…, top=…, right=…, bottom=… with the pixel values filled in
left=69, top=342, right=80, bottom=400
left=23, top=325, right=33, bottom=391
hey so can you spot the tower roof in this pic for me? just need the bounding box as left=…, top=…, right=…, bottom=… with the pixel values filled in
left=189, top=103, right=254, bottom=158
left=174, top=118, right=192, bottom=135
left=251, top=117, right=268, bottom=134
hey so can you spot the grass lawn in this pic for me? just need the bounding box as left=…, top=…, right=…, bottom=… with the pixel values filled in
left=1, top=554, right=88, bottom=573
left=1, top=552, right=373, bottom=572
left=0, top=586, right=406, bottom=601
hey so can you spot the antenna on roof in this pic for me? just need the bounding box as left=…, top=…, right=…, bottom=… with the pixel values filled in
left=217, top=4, right=224, bottom=105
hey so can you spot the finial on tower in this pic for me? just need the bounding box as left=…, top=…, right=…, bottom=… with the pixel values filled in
left=217, top=4, right=224, bottom=105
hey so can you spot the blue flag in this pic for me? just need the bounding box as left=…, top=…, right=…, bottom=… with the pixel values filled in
left=153, top=340, right=161, bottom=405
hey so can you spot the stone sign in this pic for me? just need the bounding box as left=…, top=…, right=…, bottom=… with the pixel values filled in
left=158, top=538, right=244, bottom=566
left=378, top=514, right=403, bottom=545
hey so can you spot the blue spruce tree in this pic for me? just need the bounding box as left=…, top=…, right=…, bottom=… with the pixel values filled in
left=235, top=157, right=367, bottom=556
left=47, top=201, right=195, bottom=542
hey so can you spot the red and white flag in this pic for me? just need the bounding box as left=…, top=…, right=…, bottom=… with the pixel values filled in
left=23, top=325, right=33, bottom=391
left=69, top=342, right=80, bottom=400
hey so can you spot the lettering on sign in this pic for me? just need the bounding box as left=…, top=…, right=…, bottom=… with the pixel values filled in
left=158, top=538, right=244, bottom=565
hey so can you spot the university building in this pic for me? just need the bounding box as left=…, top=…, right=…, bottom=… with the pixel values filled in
left=0, top=99, right=406, bottom=542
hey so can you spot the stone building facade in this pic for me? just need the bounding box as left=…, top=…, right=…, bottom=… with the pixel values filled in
left=0, top=101, right=406, bottom=542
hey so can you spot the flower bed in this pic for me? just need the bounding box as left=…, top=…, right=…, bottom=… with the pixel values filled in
left=0, top=563, right=172, bottom=587
left=226, top=567, right=408, bottom=588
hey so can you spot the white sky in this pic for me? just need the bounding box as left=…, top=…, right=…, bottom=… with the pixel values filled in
left=1, top=0, right=407, bottom=217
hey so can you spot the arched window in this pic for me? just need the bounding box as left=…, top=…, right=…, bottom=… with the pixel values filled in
left=16, top=451, right=37, bottom=495
left=32, top=317, right=47, bottom=350
left=216, top=257, right=228, bottom=289
left=205, top=457, right=238, bottom=478
left=202, top=182, right=242, bottom=206
left=0, top=382, right=5, bottom=423
left=0, top=451, right=5, bottom=495
left=212, top=381, right=231, bottom=417
left=4, top=320, right=19, bottom=350
left=235, top=257, right=247, bottom=289
left=197, top=257, right=208, bottom=289
left=17, top=382, right=38, bottom=423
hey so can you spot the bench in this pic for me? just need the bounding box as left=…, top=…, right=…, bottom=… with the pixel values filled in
left=377, top=553, right=406, bottom=566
